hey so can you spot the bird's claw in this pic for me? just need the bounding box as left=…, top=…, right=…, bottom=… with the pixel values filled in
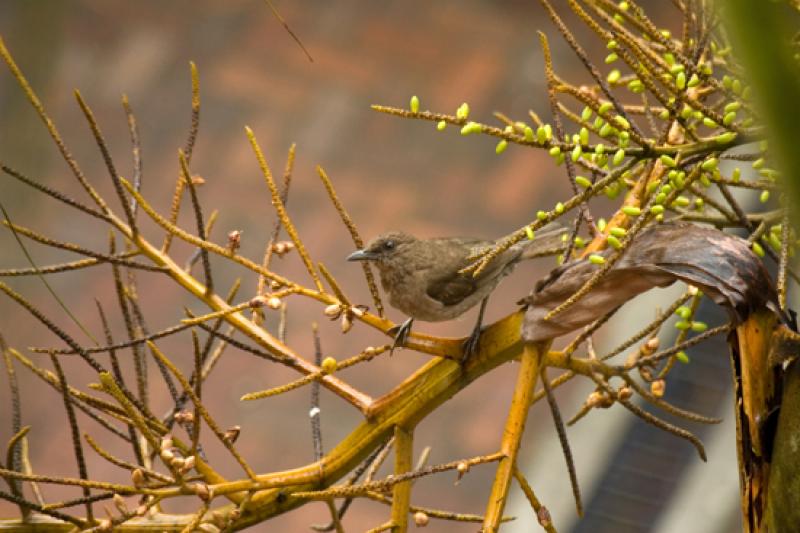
left=461, top=326, right=483, bottom=364
left=388, top=317, right=414, bottom=355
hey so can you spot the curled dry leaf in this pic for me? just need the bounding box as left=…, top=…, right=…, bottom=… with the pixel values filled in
left=522, top=222, right=789, bottom=343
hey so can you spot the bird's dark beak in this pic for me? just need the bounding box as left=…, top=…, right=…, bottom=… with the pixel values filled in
left=347, top=249, right=377, bottom=262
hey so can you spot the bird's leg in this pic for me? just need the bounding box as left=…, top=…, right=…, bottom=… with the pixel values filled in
left=462, top=297, right=488, bottom=363
left=388, top=317, right=414, bottom=355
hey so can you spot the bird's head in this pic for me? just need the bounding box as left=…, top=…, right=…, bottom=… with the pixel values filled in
left=346, top=231, right=417, bottom=264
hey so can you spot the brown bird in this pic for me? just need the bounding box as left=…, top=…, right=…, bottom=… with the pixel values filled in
left=347, top=225, right=566, bottom=359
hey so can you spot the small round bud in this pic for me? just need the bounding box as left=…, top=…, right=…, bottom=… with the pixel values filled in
left=190, top=175, right=206, bottom=186
left=249, top=295, right=269, bottom=308
left=617, top=386, right=633, bottom=401
left=537, top=506, right=553, bottom=527
left=341, top=314, right=353, bottom=333
left=223, top=425, right=241, bottom=444
left=324, top=303, right=342, bottom=318
left=414, top=511, right=429, bottom=527
left=586, top=391, right=604, bottom=407
left=160, top=435, right=174, bottom=451
left=227, top=230, right=242, bottom=253
left=193, top=482, right=213, bottom=502
left=174, top=411, right=195, bottom=424
left=182, top=455, right=196, bottom=473
left=113, top=493, right=128, bottom=514
left=321, top=357, right=338, bottom=374
left=409, top=95, right=420, bottom=113
left=97, top=519, right=113, bottom=532
left=651, top=379, right=666, bottom=398
left=350, top=305, right=366, bottom=318
left=644, top=337, right=660, bottom=354
left=272, top=241, right=295, bottom=256
left=267, top=296, right=282, bottom=310
left=131, top=468, right=146, bottom=488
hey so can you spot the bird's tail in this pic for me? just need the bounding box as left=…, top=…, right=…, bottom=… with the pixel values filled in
left=517, top=222, right=569, bottom=260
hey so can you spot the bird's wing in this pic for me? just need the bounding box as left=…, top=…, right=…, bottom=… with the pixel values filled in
left=425, top=238, right=513, bottom=306
left=426, top=270, right=479, bottom=306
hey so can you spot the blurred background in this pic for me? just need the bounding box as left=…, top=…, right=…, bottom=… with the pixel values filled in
left=0, top=1, right=743, bottom=531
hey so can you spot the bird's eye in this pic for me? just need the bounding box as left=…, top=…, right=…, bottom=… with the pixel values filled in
left=384, top=240, right=396, bottom=251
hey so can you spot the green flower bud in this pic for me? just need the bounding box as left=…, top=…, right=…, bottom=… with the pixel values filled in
left=660, top=155, right=677, bottom=167
left=525, top=226, right=535, bottom=240
left=628, top=79, right=644, bottom=93
left=524, top=126, right=534, bottom=141
left=537, top=210, right=548, bottom=221
left=437, top=120, right=447, bottom=131
left=579, top=127, right=589, bottom=146
left=714, top=131, right=738, bottom=144
left=622, top=206, right=641, bottom=216
left=676, top=71, right=686, bottom=90
left=589, top=254, right=606, bottom=265
left=606, top=234, right=622, bottom=249
left=675, top=351, right=690, bottom=364
left=605, top=53, right=618, bottom=64
left=495, top=140, right=508, bottom=154
left=598, top=101, right=614, bottom=115
left=581, top=106, right=593, bottom=121
left=673, top=196, right=690, bottom=207
left=456, top=102, right=470, bottom=120
left=613, top=148, right=626, bottom=166
left=410, top=95, right=420, bottom=113
left=460, top=121, right=481, bottom=135
left=752, top=241, right=765, bottom=257
left=572, top=144, right=583, bottom=162
left=610, top=227, right=627, bottom=238
left=701, top=158, right=718, bottom=172
left=575, top=176, right=592, bottom=188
